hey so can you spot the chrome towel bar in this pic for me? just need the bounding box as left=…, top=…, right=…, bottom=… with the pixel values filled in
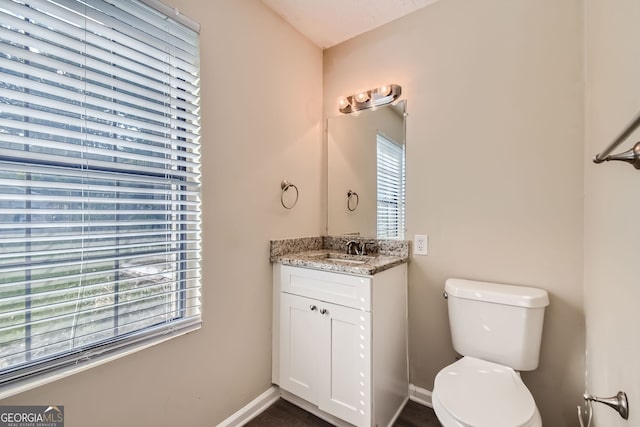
left=584, top=391, right=629, bottom=420
left=594, top=109, right=640, bottom=169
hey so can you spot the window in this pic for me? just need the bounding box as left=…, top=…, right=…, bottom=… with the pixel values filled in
left=0, top=0, right=201, bottom=388
left=377, top=133, right=405, bottom=239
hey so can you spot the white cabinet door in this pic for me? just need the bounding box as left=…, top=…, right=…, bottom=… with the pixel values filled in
left=319, top=301, right=372, bottom=427
left=280, top=293, right=372, bottom=427
left=279, top=292, right=327, bottom=405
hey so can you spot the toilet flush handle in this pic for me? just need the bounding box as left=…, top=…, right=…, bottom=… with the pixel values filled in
left=443, top=292, right=448, bottom=300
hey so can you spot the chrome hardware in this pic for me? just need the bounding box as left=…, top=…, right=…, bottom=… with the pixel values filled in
left=280, top=179, right=299, bottom=209
left=594, top=106, right=640, bottom=169
left=593, top=141, right=640, bottom=169
left=338, top=84, right=402, bottom=114
left=346, top=240, right=359, bottom=255
left=584, top=391, right=629, bottom=420
left=443, top=292, right=448, bottom=299
left=578, top=401, right=593, bottom=427
left=346, top=240, right=369, bottom=255
left=319, top=308, right=328, bottom=315
left=309, top=305, right=317, bottom=311
left=359, top=242, right=368, bottom=256
left=347, top=190, right=359, bottom=211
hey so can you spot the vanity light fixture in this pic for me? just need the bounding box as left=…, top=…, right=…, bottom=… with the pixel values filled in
left=354, top=91, right=370, bottom=103
left=337, top=84, right=402, bottom=114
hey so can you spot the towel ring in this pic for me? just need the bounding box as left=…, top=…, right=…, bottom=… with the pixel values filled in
left=281, top=180, right=299, bottom=209
left=347, top=190, right=359, bottom=212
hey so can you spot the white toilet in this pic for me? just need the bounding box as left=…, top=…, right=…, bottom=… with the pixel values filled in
left=432, top=278, right=550, bottom=427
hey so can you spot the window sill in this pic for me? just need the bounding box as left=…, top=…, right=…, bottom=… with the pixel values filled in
left=0, top=322, right=201, bottom=400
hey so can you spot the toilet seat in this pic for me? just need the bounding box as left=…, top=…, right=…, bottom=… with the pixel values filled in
left=432, top=357, right=541, bottom=427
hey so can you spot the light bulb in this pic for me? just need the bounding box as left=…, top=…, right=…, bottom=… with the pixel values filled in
left=354, top=91, right=370, bottom=103
left=378, top=84, right=392, bottom=96
left=337, top=96, right=350, bottom=110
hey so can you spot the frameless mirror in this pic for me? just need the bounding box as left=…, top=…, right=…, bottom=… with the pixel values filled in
left=327, top=100, right=406, bottom=239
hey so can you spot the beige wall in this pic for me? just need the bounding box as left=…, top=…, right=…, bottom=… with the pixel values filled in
left=1, top=1, right=323, bottom=426
left=584, top=1, right=640, bottom=425
left=324, top=0, right=585, bottom=425
left=11, top=1, right=637, bottom=426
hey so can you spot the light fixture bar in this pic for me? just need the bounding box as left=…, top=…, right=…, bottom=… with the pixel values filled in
left=338, top=84, right=402, bottom=114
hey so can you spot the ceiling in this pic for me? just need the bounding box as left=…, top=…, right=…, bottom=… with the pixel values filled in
left=261, top=0, right=440, bottom=49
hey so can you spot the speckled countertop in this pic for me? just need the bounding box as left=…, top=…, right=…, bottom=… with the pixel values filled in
left=270, top=236, right=409, bottom=276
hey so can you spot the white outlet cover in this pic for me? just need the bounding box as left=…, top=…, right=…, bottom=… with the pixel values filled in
left=414, top=235, right=428, bottom=255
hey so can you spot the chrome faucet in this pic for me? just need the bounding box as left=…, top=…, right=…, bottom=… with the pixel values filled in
left=345, top=240, right=359, bottom=255
left=346, top=240, right=368, bottom=255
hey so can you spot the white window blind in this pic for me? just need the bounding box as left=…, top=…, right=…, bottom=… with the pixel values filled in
left=0, top=0, right=201, bottom=386
left=377, top=133, right=405, bottom=239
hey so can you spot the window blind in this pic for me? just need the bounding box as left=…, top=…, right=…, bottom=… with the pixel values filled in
left=377, top=133, right=405, bottom=239
left=0, top=0, right=201, bottom=386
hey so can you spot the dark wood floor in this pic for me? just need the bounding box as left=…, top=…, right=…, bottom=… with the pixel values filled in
left=245, top=399, right=440, bottom=427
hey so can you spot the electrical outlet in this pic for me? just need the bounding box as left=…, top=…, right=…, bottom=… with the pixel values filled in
left=414, top=234, right=428, bottom=255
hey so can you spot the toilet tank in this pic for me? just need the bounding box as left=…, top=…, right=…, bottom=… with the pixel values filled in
left=445, top=278, right=550, bottom=371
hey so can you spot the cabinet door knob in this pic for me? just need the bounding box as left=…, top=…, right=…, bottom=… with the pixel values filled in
left=309, top=305, right=317, bottom=311
left=319, top=308, right=328, bottom=315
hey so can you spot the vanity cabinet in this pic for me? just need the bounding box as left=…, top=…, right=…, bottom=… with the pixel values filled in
left=273, top=263, right=408, bottom=427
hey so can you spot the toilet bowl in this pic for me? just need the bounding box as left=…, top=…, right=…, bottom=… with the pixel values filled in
left=432, top=278, right=549, bottom=427
left=432, top=357, right=542, bottom=427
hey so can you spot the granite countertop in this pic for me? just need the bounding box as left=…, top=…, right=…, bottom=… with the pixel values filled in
left=270, top=236, right=410, bottom=276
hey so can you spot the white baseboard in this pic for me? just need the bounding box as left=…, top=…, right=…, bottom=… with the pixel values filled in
left=408, top=383, right=433, bottom=408
left=217, top=384, right=432, bottom=427
left=216, top=386, right=280, bottom=427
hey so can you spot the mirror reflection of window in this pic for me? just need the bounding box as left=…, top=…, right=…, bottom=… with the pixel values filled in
left=376, top=133, right=405, bottom=239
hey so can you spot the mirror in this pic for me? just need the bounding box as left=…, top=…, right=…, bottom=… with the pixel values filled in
left=327, top=100, right=406, bottom=238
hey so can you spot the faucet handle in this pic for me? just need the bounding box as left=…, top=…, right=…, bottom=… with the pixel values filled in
left=359, top=242, right=368, bottom=255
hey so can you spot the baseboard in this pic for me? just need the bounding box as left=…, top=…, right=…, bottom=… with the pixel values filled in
left=408, top=384, right=433, bottom=408
left=216, top=386, right=280, bottom=427
left=280, top=390, right=353, bottom=427
left=217, top=384, right=431, bottom=427
left=388, top=396, right=410, bottom=427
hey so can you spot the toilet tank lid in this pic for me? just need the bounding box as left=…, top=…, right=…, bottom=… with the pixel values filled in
left=445, top=278, right=549, bottom=308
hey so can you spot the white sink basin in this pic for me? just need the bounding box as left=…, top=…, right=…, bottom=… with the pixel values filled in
left=325, top=257, right=368, bottom=265
left=313, top=252, right=374, bottom=265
